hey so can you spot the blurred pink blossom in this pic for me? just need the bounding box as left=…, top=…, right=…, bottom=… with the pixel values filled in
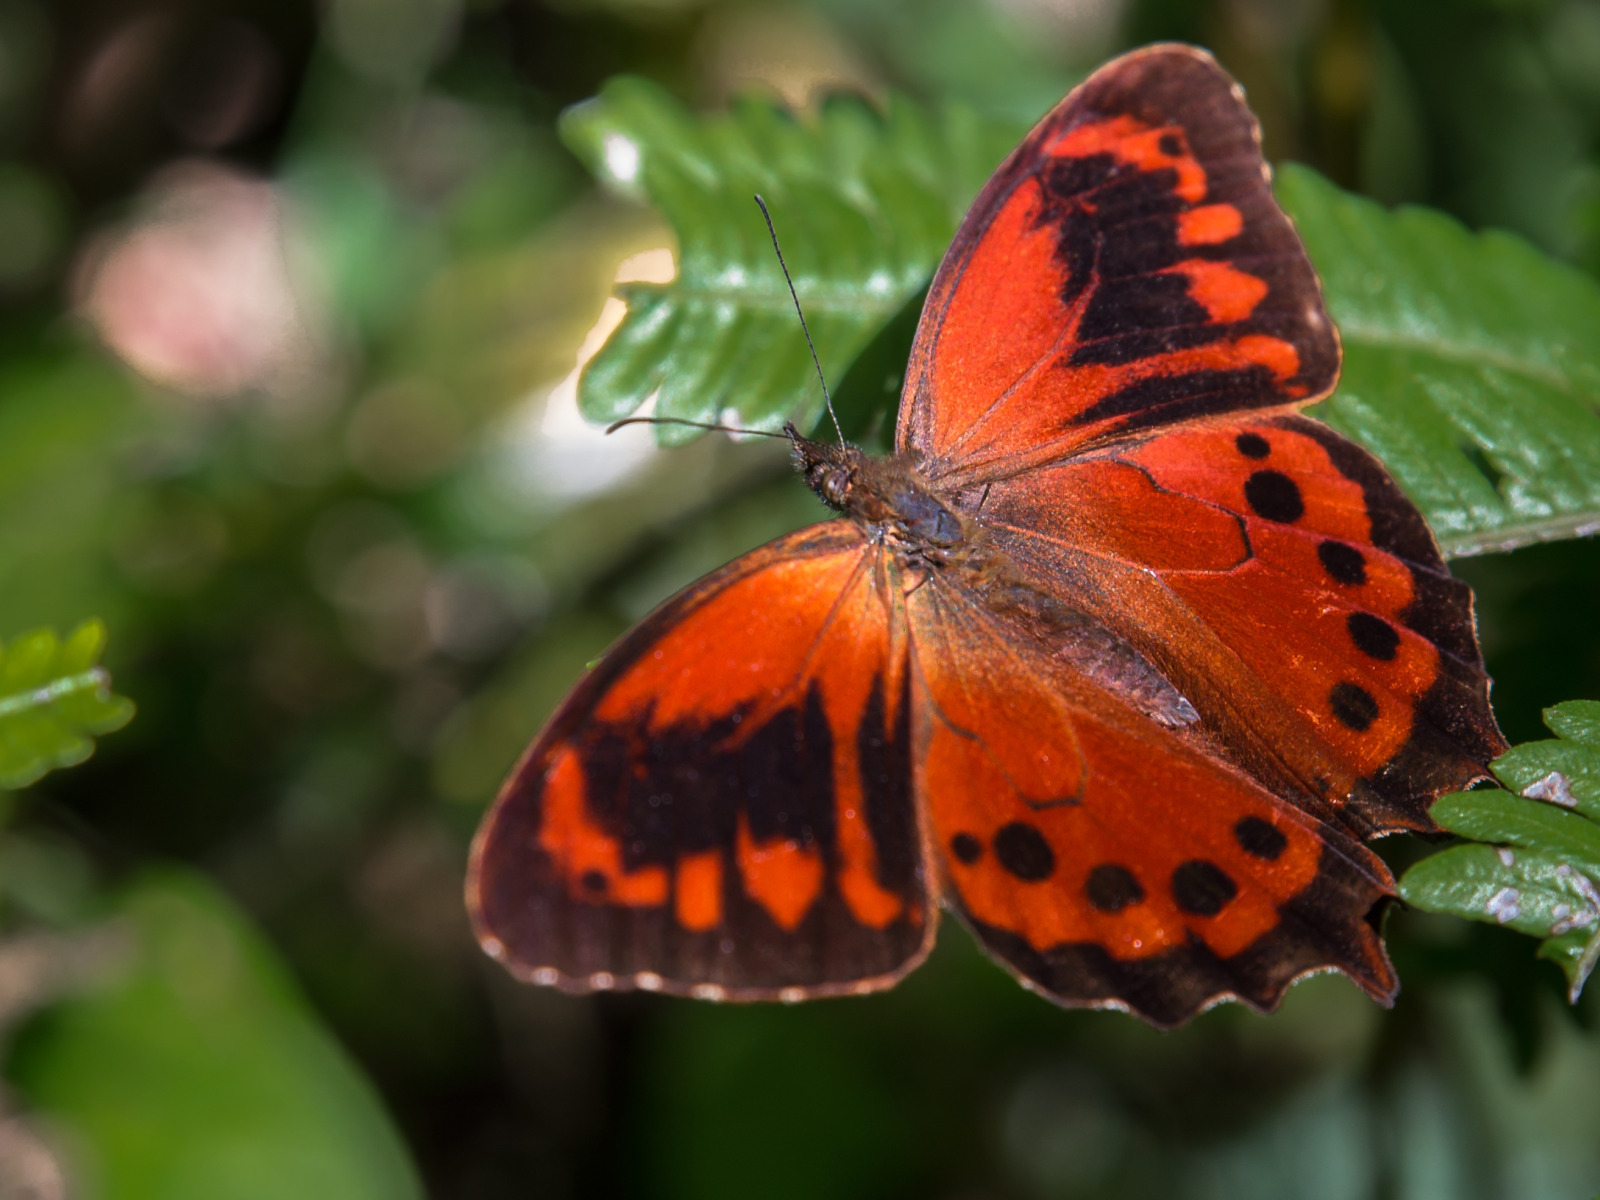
left=78, top=161, right=328, bottom=400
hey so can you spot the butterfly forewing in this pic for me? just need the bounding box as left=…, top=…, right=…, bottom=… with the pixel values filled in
left=898, top=44, right=1338, bottom=479
left=468, top=524, right=935, bottom=998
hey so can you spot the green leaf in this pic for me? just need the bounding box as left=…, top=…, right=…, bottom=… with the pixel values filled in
left=559, top=78, right=1024, bottom=442
left=1282, top=165, right=1600, bottom=559
left=1399, top=703, right=1600, bottom=1002
left=6, top=873, right=424, bottom=1200
left=1485, top=700, right=1600, bottom=821
left=1430, top=790, right=1600, bottom=881
left=0, top=620, right=133, bottom=790
left=1541, top=699, right=1600, bottom=746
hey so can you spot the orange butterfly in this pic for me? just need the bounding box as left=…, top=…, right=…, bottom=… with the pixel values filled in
left=466, top=44, right=1505, bottom=1027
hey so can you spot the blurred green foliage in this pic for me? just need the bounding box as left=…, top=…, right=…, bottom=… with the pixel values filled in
left=0, top=621, right=131, bottom=790
left=0, top=0, right=1594, bottom=1197
left=8, top=874, right=425, bottom=1199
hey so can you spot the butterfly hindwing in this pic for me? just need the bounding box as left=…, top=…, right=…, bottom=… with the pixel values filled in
left=979, top=414, right=1506, bottom=837
left=906, top=573, right=1396, bottom=1028
left=898, top=44, right=1338, bottom=479
left=467, top=524, right=935, bottom=999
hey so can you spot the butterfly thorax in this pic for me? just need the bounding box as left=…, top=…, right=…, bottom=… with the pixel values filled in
left=791, top=433, right=974, bottom=563
left=792, top=429, right=1199, bottom=728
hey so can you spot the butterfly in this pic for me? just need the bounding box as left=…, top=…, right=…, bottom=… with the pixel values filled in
left=466, top=43, right=1506, bottom=1027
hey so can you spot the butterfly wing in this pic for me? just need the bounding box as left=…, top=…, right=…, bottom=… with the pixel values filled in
left=906, top=574, right=1396, bottom=1027
left=897, top=44, right=1338, bottom=480
left=467, top=523, right=934, bottom=999
left=978, top=413, right=1506, bottom=838
left=896, top=43, right=1502, bottom=834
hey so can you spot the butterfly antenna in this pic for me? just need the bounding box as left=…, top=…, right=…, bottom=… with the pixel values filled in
left=754, top=195, right=844, bottom=444
left=605, top=415, right=788, bottom=439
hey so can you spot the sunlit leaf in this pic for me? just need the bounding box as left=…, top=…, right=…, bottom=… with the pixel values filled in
left=1399, top=704, right=1600, bottom=1002
left=1283, top=165, right=1600, bottom=558
left=0, top=620, right=132, bottom=790
left=6, top=873, right=424, bottom=1200
left=559, top=77, right=1023, bottom=442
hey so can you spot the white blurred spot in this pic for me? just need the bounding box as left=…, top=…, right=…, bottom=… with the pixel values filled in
left=497, top=295, right=658, bottom=502
left=615, top=247, right=675, bottom=284
left=532, top=967, right=559, bottom=986
left=603, top=133, right=641, bottom=184
left=635, top=972, right=663, bottom=991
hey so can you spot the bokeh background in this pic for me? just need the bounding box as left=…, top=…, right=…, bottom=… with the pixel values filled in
left=2, top=0, right=1600, bottom=1196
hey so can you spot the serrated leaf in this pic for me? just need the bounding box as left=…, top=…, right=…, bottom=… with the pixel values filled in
left=559, top=78, right=1024, bottom=443
left=1542, top=700, right=1600, bottom=747
left=1281, top=165, right=1600, bottom=559
left=0, top=620, right=133, bottom=791
left=1486, top=701, right=1600, bottom=820
left=1491, top=742, right=1600, bottom=820
left=1399, top=844, right=1600, bottom=1001
left=1537, top=928, right=1600, bottom=1005
left=1401, top=703, right=1600, bottom=1002
left=1431, top=790, right=1600, bottom=881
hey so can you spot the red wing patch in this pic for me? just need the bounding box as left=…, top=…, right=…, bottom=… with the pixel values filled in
left=467, top=523, right=935, bottom=999
left=907, top=574, right=1396, bottom=1028
left=980, top=414, right=1506, bottom=838
left=897, top=45, right=1338, bottom=483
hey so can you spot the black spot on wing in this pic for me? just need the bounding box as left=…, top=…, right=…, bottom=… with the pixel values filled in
left=1347, top=613, right=1400, bottom=661
left=1234, top=817, right=1287, bottom=861
left=951, top=834, right=982, bottom=864
left=994, top=822, right=1056, bottom=881
left=1318, top=540, right=1367, bottom=586
left=1086, top=864, right=1145, bottom=912
left=1330, top=682, right=1379, bottom=732
left=1235, top=432, right=1270, bottom=459
left=1244, top=470, right=1304, bottom=522
left=1172, top=860, right=1237, bottom=916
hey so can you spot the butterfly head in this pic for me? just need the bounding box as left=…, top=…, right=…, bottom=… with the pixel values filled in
left=786, top=423, right=868, bottom=513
